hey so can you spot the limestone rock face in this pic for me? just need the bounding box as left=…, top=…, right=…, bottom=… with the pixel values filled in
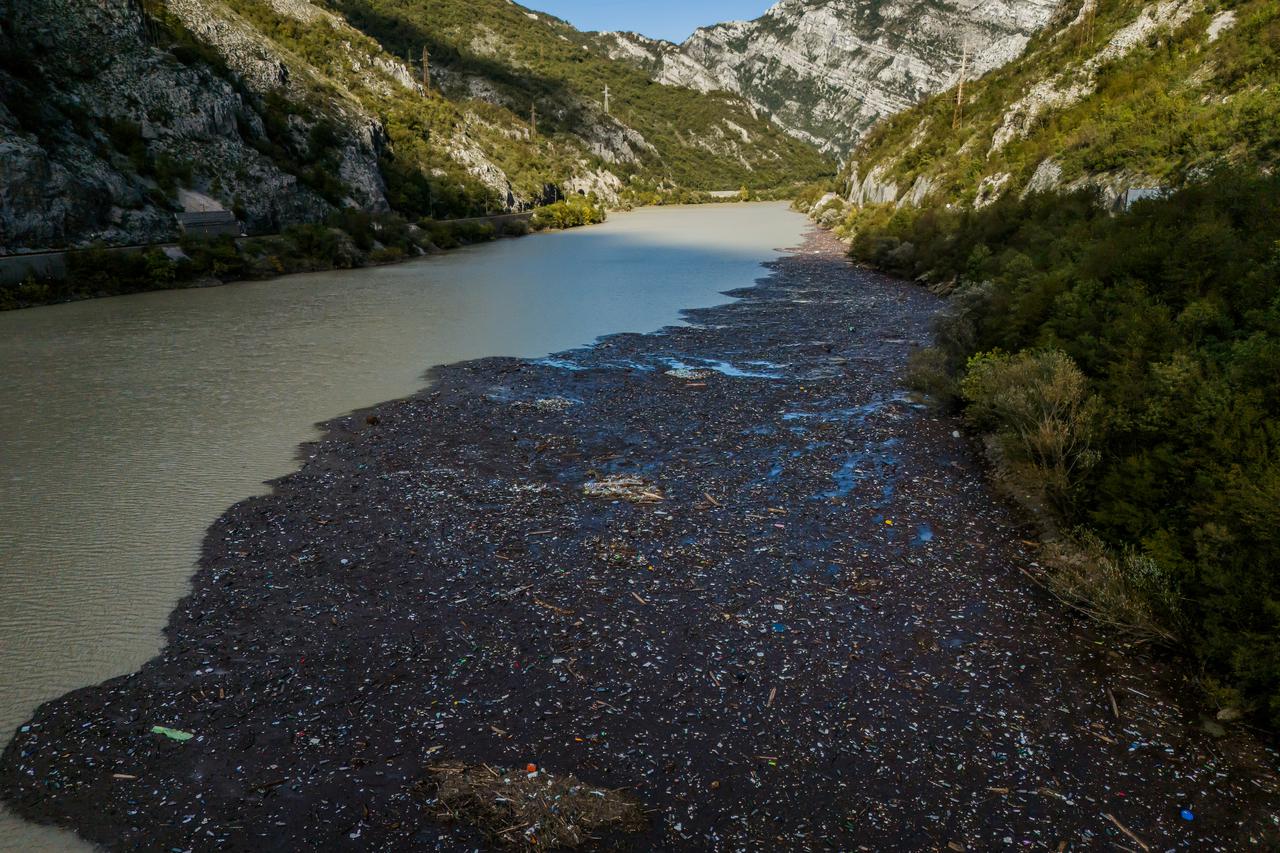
left=825, top=0, right=1229, bottom=212
left=0, top=0, right=370, bottom=251
left=601, top=0, right=1063, bottom=154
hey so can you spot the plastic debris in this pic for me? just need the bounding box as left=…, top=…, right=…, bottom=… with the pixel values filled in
left=582, top=475, right=663, bottom=502
left=149, top=726, right=193, bottom=742
left=664, top=367, right=712, bottom=380
left=531, top=396, right=576, bottom=412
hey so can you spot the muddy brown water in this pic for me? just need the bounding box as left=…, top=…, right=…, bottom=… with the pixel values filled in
left=0, top=203, right=807, bottom=851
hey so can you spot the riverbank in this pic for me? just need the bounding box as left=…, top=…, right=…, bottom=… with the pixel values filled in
left=807, top=173, right=1280, bottom=730
left=0, top=210, right=547, bottom=312
left=3, top=227, right=1277, bottom=849
left=0, top=194, right=808, bottom=312
left=0, top=191, right=792, bottom=312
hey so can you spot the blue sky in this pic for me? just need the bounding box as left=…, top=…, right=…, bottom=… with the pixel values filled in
left=525, top=1, right=774, bottom=43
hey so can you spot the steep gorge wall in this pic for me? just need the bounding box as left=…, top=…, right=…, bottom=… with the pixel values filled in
left=0, top=0, right=830, bottom=254
left=599, top=0, right=1064, bottom=155
left=829, top=0, right=1270, bottom=213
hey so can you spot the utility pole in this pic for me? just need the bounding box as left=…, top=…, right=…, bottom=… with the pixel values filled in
left=421, top=45, right=430, bottom=91
left=530, top=103, right=537, bottom=137
left=1080, top=0, right=1096, bottom=50
left=603, top=82, right=610, bottom=116
left=952, top=42, right=969, bottom=129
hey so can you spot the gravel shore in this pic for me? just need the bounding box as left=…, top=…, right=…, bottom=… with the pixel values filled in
left=3, top=227, right=1277, bottom=850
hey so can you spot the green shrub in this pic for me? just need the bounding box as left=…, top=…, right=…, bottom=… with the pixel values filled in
left=369, top=245, right=405, bottom=263
left=451, top=221, right=497, bottom=243
left=846, top=170, right=1280, bottom=724
left=497, top=218, right=530, bottom=237
left=418, top=219, right=498, bottom=249
left=66, top=246, right=181, bottom=295
left=151, top=154, right=193, bottom=195
left=905, top=346, right=957, bottom=406
left=0, top=275, right=56, bottom=310
left=530, top=196, right=606, bottom=230
left=960, top=348, right=1101, bottom=508
left=103, top=117, right=149, bottom=173
left=1042, top=531, right=1181, bottom=643
left=180, top=234, right=251, bottom=280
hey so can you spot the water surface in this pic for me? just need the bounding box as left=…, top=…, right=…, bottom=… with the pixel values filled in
left=0, top=203, right=805, bottom=850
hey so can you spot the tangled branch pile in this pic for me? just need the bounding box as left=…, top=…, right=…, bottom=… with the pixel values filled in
left=418, top=762, right=646, bottom=849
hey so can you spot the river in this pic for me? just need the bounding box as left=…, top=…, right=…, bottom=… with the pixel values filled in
left=0, top=202, right=806, bottom=850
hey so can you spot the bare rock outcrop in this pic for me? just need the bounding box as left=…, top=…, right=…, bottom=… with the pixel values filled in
left=600, top=0, right=1064, bottom=154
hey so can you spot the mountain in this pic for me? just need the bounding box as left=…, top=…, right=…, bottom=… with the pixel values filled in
left=595, top=0, right=1064, bottom=155
left=0, top=0, right=831, bottom=253
left=832, top=0, right=1279, bottom=209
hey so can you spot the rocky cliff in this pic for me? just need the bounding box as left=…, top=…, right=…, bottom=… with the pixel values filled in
left=597, top=0, right=1064, bottom=155
left=0, top=0, right=830, bottom=253
left=822, top=0, right=1277, bottom=212
left=1, top=0, right=338, bottom=250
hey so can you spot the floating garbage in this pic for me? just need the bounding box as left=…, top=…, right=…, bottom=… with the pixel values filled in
left=583, top=475, right=663, bottom=502
left=149, top=726, right=193, bottom=742
left=531, top=396, right=576, bottom=412
left=664, top=366, right=712, bottom=380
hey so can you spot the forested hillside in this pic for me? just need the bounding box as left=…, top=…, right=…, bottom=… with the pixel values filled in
left=835, top=0, right=1279, bottom=207
left=321, top=0, right=828, bottom=191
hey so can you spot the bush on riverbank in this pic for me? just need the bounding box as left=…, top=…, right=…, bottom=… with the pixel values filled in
left=959, top=348, right=1101, bottom=512
left=531, top=196, right=607, bottom=230
left=846, top=170, right=1280, bottom=725
left=791, top=181, right=840, bottom=213
left=0, top=210, right=518, bottom=310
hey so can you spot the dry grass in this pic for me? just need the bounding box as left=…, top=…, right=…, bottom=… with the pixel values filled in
left=1025, top=532, right=1180, bottom=645
left=416, top=762, right=646, bottom=849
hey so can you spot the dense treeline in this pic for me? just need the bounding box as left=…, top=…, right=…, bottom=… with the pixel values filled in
left=840, top=173, right=1280, bottom=724
left=0, top=211, right=526, bottom=311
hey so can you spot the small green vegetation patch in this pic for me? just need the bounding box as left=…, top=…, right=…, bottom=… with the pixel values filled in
left=531, top=196, right=607, bottom=230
